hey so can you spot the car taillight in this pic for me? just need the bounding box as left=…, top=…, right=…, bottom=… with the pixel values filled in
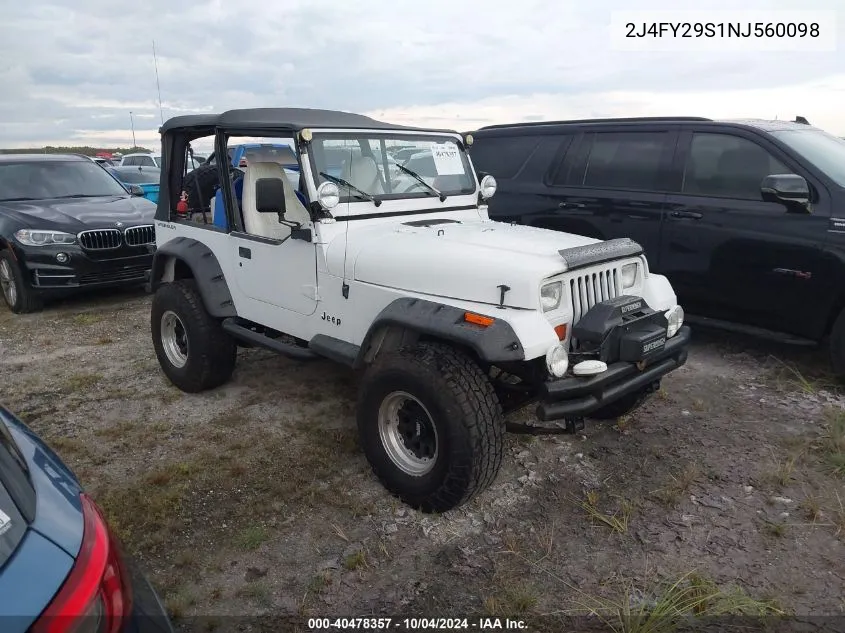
left=31, top=494, right=133, bottom=633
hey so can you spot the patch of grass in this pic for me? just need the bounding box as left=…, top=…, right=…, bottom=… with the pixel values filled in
left=72, top=313, right=102, bottom=326
left=93, top=420, right=139, bottom=440
left=159, top=389, right=184, bottom=405
left=174, top=550, right=196, bottom=569
left=235, top=582, right=271, bottom=606
left=95, top=336, right=113, bottom=345
left=483, top=583, right=539, bottom=615
left=801, top=495, right=822, bottom=521
left=235, top=525, right=269, bottom=551
left=834, top=492, right=845, bottom=539
left=571, top=572, right=785, bottom=633
left=577, top=491, right=633, bottom=534
left=819, top=410, right=845, bottom=477
left=98, top=461, right=194, bottom=553
left=164, top=589, right=197, bottom=620
left=652, top=463, right=700, bottom=507
left=211, top=409, right=250, bottom=428
left=63, top=372, right=103, bottom=392
left=691, top=398, right=706, bottom=412
left=761, top=450, right=799, bottom=489
left=45, top=436, right=92, bottom=460
left=761, top=520, right=787, bottom=538
left=307, top=572, right=332, bottom=595
left=343, top=550, right=367, bottom=571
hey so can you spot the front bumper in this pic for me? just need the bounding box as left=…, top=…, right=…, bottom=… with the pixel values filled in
left=536, top=325, right=691, bottom=421
left=13, top=243, right=154, bottom=295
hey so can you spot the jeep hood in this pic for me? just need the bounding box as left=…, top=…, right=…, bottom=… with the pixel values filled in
left=338, top=219, right=604, bottom=309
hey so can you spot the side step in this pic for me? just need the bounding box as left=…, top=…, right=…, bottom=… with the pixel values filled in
left=684, top=314, right=817, bottom=347
left=221, top=318, right=319, bottom=360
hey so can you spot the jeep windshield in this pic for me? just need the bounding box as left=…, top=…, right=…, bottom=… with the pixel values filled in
left=770, top=128, right=845, bottom=188
left=309, top=133, right=476, bottom=206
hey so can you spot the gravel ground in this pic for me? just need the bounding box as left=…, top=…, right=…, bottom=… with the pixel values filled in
left=1, top=287, right=844, bottom=631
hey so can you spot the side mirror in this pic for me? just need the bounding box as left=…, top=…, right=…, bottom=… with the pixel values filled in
left=127, top=184, right=145, bottom=197
left=255, top=177, right=287, bottom=221
left=761, top=174, right=811, bottom=211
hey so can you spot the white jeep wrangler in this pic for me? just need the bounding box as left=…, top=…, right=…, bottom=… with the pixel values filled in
left=149, top=108, right=691, bottom=513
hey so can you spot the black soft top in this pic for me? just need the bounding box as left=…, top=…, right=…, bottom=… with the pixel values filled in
left=159, top=108, right=456, bottom=135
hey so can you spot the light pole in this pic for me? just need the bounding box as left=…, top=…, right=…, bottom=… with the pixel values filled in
left=129, top=111, right=137, bottom=148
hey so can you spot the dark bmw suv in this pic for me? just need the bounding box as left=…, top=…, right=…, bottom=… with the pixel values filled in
left=0, top=154, right=157, bottom=313
left=468, top=117, right=845, bottom=375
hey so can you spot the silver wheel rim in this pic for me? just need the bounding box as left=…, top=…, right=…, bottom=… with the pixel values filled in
left=160, top=310, right=189, bottom=368
left=0, top=260, right=17, bottom=307
left=377, top=391, right=439, bottom=476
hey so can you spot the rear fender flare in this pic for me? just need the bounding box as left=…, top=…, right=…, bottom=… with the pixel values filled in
left=151, top=237, right=236, bottom=318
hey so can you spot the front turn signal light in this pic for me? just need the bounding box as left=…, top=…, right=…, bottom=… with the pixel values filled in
left=464, top=312, right=494, bottom=327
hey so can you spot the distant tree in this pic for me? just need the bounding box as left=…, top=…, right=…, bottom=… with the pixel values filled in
left=0, top=145, right=153, bottom=155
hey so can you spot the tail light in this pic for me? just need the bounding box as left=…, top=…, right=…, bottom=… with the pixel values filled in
left=31, top=494, right=133, bottom=633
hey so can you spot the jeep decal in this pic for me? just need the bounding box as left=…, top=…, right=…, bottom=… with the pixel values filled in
left=321, top=311, right=341, bottom=326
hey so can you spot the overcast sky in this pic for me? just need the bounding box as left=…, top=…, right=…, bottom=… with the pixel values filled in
left=0, top=0, right=842, bottom=149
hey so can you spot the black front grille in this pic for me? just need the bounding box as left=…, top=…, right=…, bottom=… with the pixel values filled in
left=78, top=229, right=122, bottom=250
left=124, top=225, right=156, bottom=246
left=77, top=266, right=150, bottom=285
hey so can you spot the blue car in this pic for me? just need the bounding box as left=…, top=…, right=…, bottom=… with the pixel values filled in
left=108, top=166, right=161, bottom=204
left=0, top=405, right=173, bottom=633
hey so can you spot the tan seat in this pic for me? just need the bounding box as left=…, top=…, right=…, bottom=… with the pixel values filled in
left=241, top=162, right=310, bottom=240
left=340, top=155, right=384, bottom=195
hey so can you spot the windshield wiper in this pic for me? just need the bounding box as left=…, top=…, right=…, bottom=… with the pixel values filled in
left=319, top=172, right=382, bottom=207
left=0, top=197, right=37, bottom=202
left=396, top=164, right=446, bottom=202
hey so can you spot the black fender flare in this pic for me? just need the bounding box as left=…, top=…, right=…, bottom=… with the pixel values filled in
left=150, top=236, right=237, bottom=318
left=352, top=297, right=526, bottom=368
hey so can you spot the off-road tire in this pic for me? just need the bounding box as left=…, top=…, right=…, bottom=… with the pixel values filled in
left=357, top=342, right=505, bottom=513
left=589, top=388, right=651, bottom=420
left=151, top=279, right=236, bottom=392
left=0, top=250, right=42, bottom=314
left=829, top=308, right=845, bottom=379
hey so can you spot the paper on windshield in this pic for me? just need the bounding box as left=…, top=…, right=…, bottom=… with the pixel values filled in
left=431, top=142, right=464, bottom=175
left=0, top=509, right=10, bottom=536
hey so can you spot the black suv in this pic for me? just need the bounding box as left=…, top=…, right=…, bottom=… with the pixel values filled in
left=0, top=154, right=157, bottom=313
left=468, top=117, right=845, bottom=374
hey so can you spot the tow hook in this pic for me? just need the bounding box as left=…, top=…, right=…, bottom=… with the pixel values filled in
left=565, top=417, right=586, bottom=434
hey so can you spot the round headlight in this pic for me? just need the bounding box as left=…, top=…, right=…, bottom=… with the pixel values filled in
left=665, top=305, right=685, bottom=338
left=300, top=128, right=313, bottom=142
left=480, top=174, right=497, bottom=200
left=317, top=181, right=340, bottom=210
left=540, top=281, right=562, bottom=312
left=546, top=343, right=569, bottom=378
left=465, top=134, right=474, bottom=146
left=621, top=263, right=637, bottom=289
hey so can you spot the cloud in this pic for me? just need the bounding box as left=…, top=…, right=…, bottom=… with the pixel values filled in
left=0, top=0, right=843, bottom=148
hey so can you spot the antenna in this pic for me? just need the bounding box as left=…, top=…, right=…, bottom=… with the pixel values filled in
left=129, top=111, right=137, bottom=148
left=152, top=40, right=164, bottom=125
left=341, top=146, right=351, bottom=299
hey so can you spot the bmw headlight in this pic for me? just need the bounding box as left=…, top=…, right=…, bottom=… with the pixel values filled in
left=621, top=262, right=637, bottom=289
left=545, top=343, right=569, bottom=378
left=665, top=305, right=685, bottom=338
left=540, top=281, right=562, bottom=312
left=14, top=229, right=77, bottom=246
